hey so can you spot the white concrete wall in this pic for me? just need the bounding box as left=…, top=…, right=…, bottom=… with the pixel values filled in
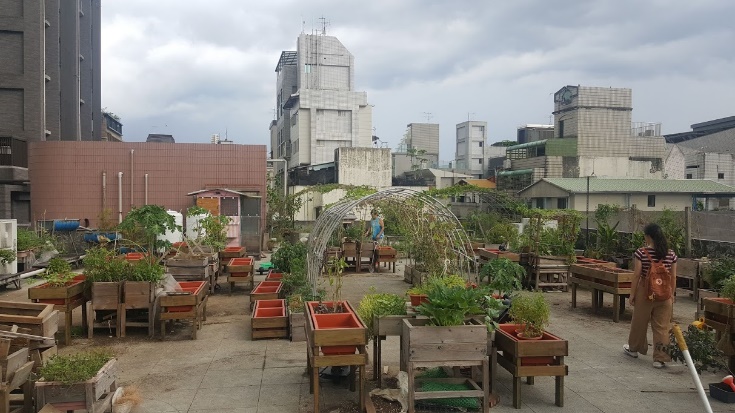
left=569, top=193, right=693, bottom=211
left=336, top=147, right=391, bottom=188
left=665, top=146, right=686, bottom=179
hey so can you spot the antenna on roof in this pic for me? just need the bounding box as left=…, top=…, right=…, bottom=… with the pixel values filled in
left=301, top=15, right=305, bottom=34
left=318, top=16, right=329, bottom=35
left=423, top=112, right=433, bottom=122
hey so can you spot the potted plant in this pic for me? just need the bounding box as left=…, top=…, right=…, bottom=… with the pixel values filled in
left=480, top=258, right=524, bottom=298
left=357, top=291, right=407, bottom=338
left=35, top=349, right=118, bottom=409
left=0, top=248, right=16, bottom=266
left=406, top=284, right=429, bottom=307
left=508, top=292, right=550, bottom=339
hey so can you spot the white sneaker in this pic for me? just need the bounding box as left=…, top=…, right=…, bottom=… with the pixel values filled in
left=623, top=344, right=638, bottom=358
left=652, top=361, right=665, bottom=369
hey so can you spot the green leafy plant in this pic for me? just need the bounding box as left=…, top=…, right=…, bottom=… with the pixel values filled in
left=484, top=296, right=508, bottom=333
left=42, top=257, right=76, bottom=287
left=17, top=228, right=43, bottom=251
left=508, top=292, right=550, bottom=338
left=326, top=256, right=348, bottom=306
left=357, top=290, right=407, bottom=336
left=39, top=349, right=114, bottom=385
left=118, top=205, right=178, bottom=262
left=128, top=259, right=165, bottom=283
left=416, top=284, right=485, bottom=326
left=271, top=241, right=307, bottom=274
left=480, top=258, right=524, bottom=297
left=704, top=257, right=735, bottom=291
left=186, top=206, right=232, bottom=252
left=720, top=275, right=735, bottom=302
left=0, top=249, right=16, bottom=265
left=83, top=247, right=129, bottom=282
left=343, top=224, right=364, bottom=242
left=668, top=325, right=726, bottom=374
left=657, top=209, right=685, bottom=257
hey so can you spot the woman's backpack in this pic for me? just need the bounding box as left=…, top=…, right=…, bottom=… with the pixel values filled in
left=641, top=249, right=673, bottom=302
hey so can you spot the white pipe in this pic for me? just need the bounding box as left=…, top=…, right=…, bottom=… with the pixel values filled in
left=20, top=268, right=46, bottom=280
left=102, top=171, right=106, bottom=209
left=130, top=149, right=134, bottom=208
left=144, top=173, right=149, bottom=205
left=118, top=172, right=123, bottom=223
left=673, top=324, right=713, bottom=413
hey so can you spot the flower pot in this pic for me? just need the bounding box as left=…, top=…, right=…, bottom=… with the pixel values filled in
left=409, top=294, right=428, bottom=307
left=305, top=301, right=366, bottom=356
left=517, top=332, right=543, bottom=340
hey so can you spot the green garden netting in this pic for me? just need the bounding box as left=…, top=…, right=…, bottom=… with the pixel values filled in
left=417, top=368, right=480, bottom=410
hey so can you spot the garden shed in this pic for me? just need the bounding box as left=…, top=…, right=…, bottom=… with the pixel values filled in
left=187, top=188, right=261, bottom=252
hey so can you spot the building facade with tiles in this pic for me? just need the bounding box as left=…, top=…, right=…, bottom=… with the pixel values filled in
left=498, top=86, right=667, bottom=191
left=28, top=142, right=267, bottom=251
left=271, top=32, right=373, bottom=173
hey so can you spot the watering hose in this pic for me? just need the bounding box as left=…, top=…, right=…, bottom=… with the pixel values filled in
left=672, top=324, right=713, bottom=413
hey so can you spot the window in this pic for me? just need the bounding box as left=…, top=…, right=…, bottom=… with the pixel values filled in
left=220, top=197, right=239, bottom=216
left=304, top=64, right=311, bottom=73
left=719, top=173, right=725, bottom=179
left=647, top=195, right=656, bottom=207
left=558, top=120, right=565, bottom=138
left=686, top=174, right=693, bottom=179
left=557, top=198, right=568, bottom=209
left=478, top=142, right=483, bottom=147
left=338, top=110, right=348, bottom=117
left=478, top=159, right=482, bottom=164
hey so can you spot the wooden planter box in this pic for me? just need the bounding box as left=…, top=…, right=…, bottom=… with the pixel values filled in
left=219, top=246, right=246, bottom=260
left=123, top=281, right=156, bottom=309
left=703, top=297, right=735, bottom=333
left=159, top=281, right=209, bottom=340
left=306, top=301, right=367, bottom=355
left=373, top=314, right=413, bottom=386
left=574, top=257, right=616, bottom=267
left=495, top=324, right=568, bottom=408
left=28, top=275, right=88, bottom=345
left=250, top=281, right=282, bottom=308
left=304, top=300, right=368, bottom=413
left=252, top=299, right=287, bottom=339
left=227, top=257, right=254, bottom=274
left=28, top=275, right=87, bottom=305
left=166, top=257, right=213, bottom=294
left=0, top=301, right=58, bottom=340
left=35, top=358, right=118, bottom=413
left=403, top=264, right=427, bottom=285
left=265, top=271, right=284, bottom=281
left=290, top=311, right=306, bottom=342
left=478, top=248, right=520, bottom=262
left=90, top=282, right=122, bottom=311
left=401, top=318, right=490, bottom=413
left=569, top=264, right=634, bottom=322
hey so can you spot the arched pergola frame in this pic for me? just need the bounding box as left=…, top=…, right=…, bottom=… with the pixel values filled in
left=307, top=187, right=476, bottom=292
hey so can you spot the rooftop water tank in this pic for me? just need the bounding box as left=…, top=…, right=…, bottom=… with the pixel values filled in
left=157, top=210, right=183, bottom=247
left=185, top=213, right=209, bottom=240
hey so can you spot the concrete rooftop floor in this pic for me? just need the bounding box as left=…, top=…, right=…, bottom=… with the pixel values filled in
left=6, top=257, right=735, bottom=413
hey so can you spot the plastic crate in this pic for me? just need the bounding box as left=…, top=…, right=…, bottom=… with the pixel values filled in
left=710, top=382, right=735, bottom=403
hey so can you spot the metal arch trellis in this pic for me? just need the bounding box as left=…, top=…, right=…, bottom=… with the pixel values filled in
left=307, top=187, right=475, bottom=293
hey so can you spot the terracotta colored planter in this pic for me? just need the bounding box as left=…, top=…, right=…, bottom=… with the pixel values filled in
left=254, top=307, right=285, bottom=318
left=228, top=257, right=254, bottom=274
left=257, top=299, right=285, bottom=309
left=306, top=300, right=365, bottom=355
left=164, top=281, right=207, bottom=312
left=265, top=270, right=284, bottom=281
left=252, top=281, right=282, bottom=295
left=408, top=294, right=428, bottom=307
left=125, top=252, right=146, bottom=262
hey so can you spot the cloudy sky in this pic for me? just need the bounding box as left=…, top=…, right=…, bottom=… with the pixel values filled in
left=101, top=0, right=735, bottom=163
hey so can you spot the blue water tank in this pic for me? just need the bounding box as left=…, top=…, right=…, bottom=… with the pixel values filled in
left=53, top=220, right=80, bottom=231
left=83, top=232, right=119, bottom=243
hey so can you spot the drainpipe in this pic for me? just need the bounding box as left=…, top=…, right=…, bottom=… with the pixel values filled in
left=130, top=149, right=135, bottom=208
left=144, top=173, right=149, bottom=205
left=118, top=172, right=123, bottom=223
left=102, top=171, right=106, bottom=209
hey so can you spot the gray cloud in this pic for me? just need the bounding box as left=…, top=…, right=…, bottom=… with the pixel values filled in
left=101, top=0, right=735, bottom=162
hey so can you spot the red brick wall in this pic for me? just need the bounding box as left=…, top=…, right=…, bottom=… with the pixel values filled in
left=28, top=142, right=267, bottom=233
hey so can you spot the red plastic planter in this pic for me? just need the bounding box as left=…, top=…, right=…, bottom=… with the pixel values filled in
left=265, top=271, right=284, bottom=281
left=409, top=294, right=428, bottom=307
left=254, top=307, right=285, bottom=318
left=257, top=299, right=285, bottom=309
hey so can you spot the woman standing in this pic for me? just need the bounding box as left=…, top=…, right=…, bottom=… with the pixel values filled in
left=623, top=223, right=678, bottom=368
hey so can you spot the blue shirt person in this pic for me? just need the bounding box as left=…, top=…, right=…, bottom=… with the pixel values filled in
left=364, top=209, right=384, bottom=243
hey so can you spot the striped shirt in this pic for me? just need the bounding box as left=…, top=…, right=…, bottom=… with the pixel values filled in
left=634, top=247, right=677, bottom=277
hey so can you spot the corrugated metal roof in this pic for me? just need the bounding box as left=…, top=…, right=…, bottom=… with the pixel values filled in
left=540, top=178, right=735, bottom=194
left=677, top=128, right=735, bottom=153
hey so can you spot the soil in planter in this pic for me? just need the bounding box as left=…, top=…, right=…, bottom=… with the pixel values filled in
left=312, top=302, right=347, bottom=314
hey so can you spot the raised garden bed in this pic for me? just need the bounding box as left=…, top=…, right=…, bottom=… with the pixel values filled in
left=304, top=300, right=367, bottom=413
left=478, top=248, right=520, bottom=263
left=250, top=281, right=282, bottom=309
left=159, top=281, right=209, bottom=340
left=35, top=358, right=118, bottom=413
left=495, top=323, right=568, bottom=409
left=401, top=318, right=490, bottom=413
left=0, top=301, right=58, bottom=344
left=227, top=257, right=254, bottom=294
left=28, top=275, right=88, bottom=345
left=121, top=281, right=157, bottom=338
left=290, top=311, right=306, bottom=342
left=251, top=299, right=287, bottom=339
left=87, top=282, right=123, bottom=339
left=265, top=270, right=283, bottom=281
left=569, top=264, right=634, bottom=322
left=166, top=257, right=213, bottom=294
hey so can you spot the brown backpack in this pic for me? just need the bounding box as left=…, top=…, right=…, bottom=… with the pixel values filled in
left=641, top=249, right=672, bottom=302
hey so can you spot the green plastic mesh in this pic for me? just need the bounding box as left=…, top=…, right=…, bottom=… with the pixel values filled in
left=417, top=368, right=480, bottom=410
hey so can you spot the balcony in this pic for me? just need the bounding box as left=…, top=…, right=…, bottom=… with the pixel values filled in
left=631, top=122, right=661, bottom=137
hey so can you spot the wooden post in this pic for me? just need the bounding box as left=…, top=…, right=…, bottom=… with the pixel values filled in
left=684, top=206, right=692, bottom=258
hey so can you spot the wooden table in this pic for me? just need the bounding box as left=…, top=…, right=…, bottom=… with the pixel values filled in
left=527, top=255, right=570, bottom=291
left=569, top=264, right=633, bottom=322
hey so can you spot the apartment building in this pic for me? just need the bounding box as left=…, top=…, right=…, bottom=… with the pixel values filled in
left=455, top=121, right=487, bottom=178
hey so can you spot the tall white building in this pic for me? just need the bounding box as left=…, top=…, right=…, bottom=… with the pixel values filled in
left=271, top=32, right=373, bottom=171
left=455, top=121, right=487, bottom=178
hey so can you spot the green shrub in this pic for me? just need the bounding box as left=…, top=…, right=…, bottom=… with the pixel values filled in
left=40, top=350, right=114, bottom=385
left=357, top=292, right=407, bottom=337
